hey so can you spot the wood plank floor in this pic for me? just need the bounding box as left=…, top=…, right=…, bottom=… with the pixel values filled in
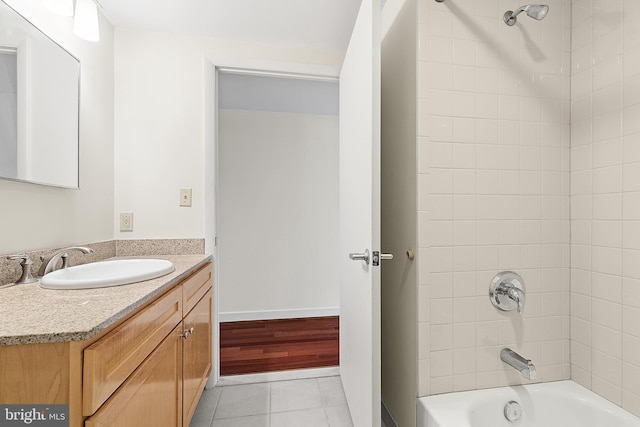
left=219, top=316, right=339, bottom=376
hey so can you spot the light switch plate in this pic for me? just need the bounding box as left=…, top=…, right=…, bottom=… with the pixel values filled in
left=180, top=188, right=192, bottom=207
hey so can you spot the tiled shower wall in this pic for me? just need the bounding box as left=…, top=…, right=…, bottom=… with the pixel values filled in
left=570, top=0, right=640, bottom=416
left=417, top=0, right=572, bottom=396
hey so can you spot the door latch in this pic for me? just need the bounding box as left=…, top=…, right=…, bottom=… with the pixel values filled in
left=372, top=251, right=394, bottom=266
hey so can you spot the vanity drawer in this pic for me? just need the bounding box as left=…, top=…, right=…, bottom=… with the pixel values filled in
left=182, top=263, right=212, bottom=315
left=83, top=285, right=183, bottom=416
left=85, top=324, right=183, bottom=427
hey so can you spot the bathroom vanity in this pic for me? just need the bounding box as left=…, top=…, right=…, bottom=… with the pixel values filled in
left=0, top=255, right=212, bottom=427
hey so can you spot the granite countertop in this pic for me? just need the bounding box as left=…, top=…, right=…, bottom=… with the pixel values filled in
left=0, top=254, right=212, bottom=346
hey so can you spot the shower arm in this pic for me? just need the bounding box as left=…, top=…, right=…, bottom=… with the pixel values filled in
left=511, top=5, right=529, bottom=17
left=504, top=5, right=529, bottom=25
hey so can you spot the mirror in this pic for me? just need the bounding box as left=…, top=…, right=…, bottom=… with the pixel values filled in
left=0, top=0, right=79, bottom=188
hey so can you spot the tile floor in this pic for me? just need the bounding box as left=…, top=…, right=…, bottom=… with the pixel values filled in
left=189, top=376, right=356, bottom=427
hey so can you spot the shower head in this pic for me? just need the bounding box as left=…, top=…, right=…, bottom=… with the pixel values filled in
left=503, top=4, right=549, bottom=26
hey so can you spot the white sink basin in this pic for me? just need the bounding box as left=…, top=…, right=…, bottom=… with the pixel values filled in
left=40, top=259, right=175, bottom=290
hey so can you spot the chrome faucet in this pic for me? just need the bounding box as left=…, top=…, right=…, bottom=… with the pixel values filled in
left=489, top=271, right=526, bottom=314
left=38, top=246, right=94, bottom=276
left=501, top=348, right=536, bottom=380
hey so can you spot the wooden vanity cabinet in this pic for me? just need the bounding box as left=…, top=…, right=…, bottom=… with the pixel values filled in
left=0, top=261, right=213, bottom=427
left=85, top=262, right=213, bottom=427
left=182, top=288, right=212, bottom=426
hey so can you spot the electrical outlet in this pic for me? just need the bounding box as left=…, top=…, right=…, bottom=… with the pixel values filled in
left=120, top=212, right=133, bottom=232
left=180, top=188, right=192, bottom=207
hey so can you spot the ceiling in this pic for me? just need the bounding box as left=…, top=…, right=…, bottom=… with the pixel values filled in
left=96, top=0, right=362, bottom=53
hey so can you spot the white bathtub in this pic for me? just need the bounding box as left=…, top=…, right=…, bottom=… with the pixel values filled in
left=417, top=381, right=640, bottom=427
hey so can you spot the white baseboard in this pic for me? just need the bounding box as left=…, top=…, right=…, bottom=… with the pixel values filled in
left=219, top=307, right=340, bottom=322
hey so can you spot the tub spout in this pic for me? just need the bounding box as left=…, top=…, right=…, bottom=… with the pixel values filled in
left=501, top=348, right=536, bottom=380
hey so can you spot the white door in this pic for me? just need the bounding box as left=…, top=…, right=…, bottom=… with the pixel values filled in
left=339, top=0, right=382, bottom=426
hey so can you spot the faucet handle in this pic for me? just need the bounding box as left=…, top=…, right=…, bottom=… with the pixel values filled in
left=489, top=271, right=526, bottom=315
left=6, top=254, right=38, bottom=285
left=7, top=253, right=31, bottom=262
left=507, top=286, right=525, bottom=314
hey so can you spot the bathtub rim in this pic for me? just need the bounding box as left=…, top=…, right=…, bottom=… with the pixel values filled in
left=416, top=380, right=639, bottom=427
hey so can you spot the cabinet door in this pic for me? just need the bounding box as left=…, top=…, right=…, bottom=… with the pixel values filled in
left=84, top=286, right=182, bottom=415
left=85, top=325, right=183, bottom=427
left=182, top=290, right=212, bottom=427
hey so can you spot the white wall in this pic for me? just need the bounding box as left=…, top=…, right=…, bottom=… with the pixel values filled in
left=218, top=108, right=339, bottom=314
left=570, top=0, right=640, bottom=416
left=113, top=28, right=344, bottom=241
left=0, top=0, right=114, bottom=254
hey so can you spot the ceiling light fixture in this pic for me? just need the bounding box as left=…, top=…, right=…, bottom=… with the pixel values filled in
left=73, top=0, right=100, bottom=42
left=43, top=0, right=74, bottom=16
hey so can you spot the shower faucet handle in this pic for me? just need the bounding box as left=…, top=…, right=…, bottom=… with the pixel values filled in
left=489, top=271, right=526, bottom=315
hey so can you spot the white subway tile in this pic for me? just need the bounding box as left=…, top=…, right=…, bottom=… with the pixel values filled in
left=453, top=143, right=476, bottom=169
left=428, top=90, right=454, bottom=116
left=592, top=55, right=623, bottom=90
left=623, top=278, right=640, bottom=308
left=453, top=221, right=475, bottom=246
left=622, top=389, right=640, bottom=418
left=571, top=341, right=592, bottom=371
left=430, top=272, right=453, bottom=298
left=453, top=38, right=476, bottom=66
left=419, top=322, right=430, bottom=359
left=591, top=246, right=622, bottom=275
left=592, top=193, right=622, bottom=220
left=431, top=298, right=454, bottom=324
left=592, top=297, right=622, bottom=330
left=453, top=91, right=476, bottom=118
left=452, top=322, right=475, bottom=349
left=592, top=323, right=622, bottom=358
left=428, top=9, right=453, bottom=38
left=592, top=375, right=622, bottom=405
left=623, top=362, right=640, bottom=396
left=623, top=305, right=640, bottom=338
left=476, top=119, right=498, bottom=144
left=623, top=192, right=640, bottom=220
left=429, top=36, right=454, bottom=64
left=623, top=221, right=640, bottom=250
left=623, top=75, right=640, bottom=108
left=591, top=271, right=622, bottom=303
left=431, top=350, right=453, bottom=377
left=430, top=376, right=453, bottom=394
left=429, top=168, right=454, bottom=194
left=623, top=333, right=640, bottom=368
left=571, top=316, right=592, bottom=346
left=593, top=139, right=622, bottom=169
left=453, top=348, right=477, bottom=375
left=623, top=249, right=640, bottom=280
left=593, top=110, right=622, bottom=143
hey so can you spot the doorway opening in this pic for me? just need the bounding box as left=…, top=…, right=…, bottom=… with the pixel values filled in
left=215, top=69, right=341, bottom=378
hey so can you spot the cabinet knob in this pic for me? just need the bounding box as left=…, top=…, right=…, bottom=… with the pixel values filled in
left=181, top=327, right=195, bottom=339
